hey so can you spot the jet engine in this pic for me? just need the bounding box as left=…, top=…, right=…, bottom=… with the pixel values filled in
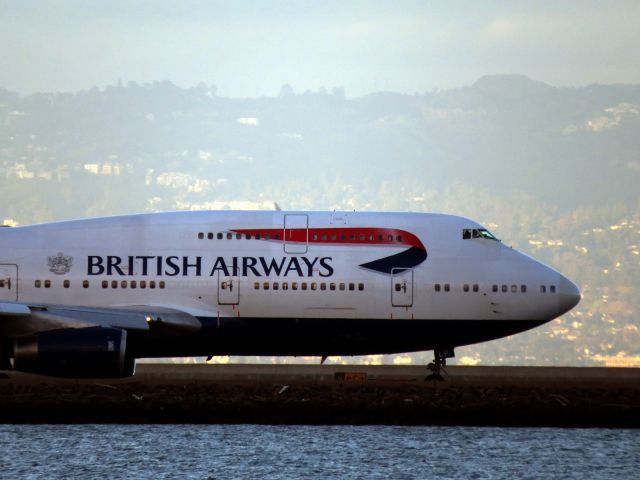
left=13, top=326, right=135, bottom=378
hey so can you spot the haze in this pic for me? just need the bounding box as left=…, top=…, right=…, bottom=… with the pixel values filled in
left=2, top=1, right=639, bottom=97
left=1, top=1, right=639, bottom=367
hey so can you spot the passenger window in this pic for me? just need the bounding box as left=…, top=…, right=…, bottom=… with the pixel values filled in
left=378, top=234, right=384, bottom=241
left=463, top=284, right=469, bottom=292
left=245, top=234, right=251, bottom=240
left=236, top=233, right=241, bottom=240
left=131, top=281, right=137, bottom=289
left=340, top=233, right=346, bottom=241
left=265, top=234, right=270, bottom=240
left=350, top=234, right=356, bottom=240
left=140, top=280, right=147, bottom=289
left=397, top=235, right=403, bottom=242
left=502, top=285, right=508, bottom=293
left=368, top=234, right=374, bottom=241
left=263, top=282, right=269, bottom=290
left=121, top=280, right=127, bottom=289
left=444, top=284, right=450, bottom=292
left=511, top=285, right=517, bottom=293
left=359, top=234, right=365, bottom=241
left=435, top=284, right=441, bottom=292
left=550, top=285, right=556, bottom=294
left=207, top=233, right=213, bottom=240
left=150, top=281, right=156, bottom=289
left=198, top=233, right=204, bottom=239
left=64, top=280, right=70, bottom=288
left=331, top=234, right=337, bottom=241
left=282, top=282, right=288, bottom=290
left=273, top=282, right=279, bottom=290
left=521, top=285, right=527, bottom=293
left=540, top=285, right=546, bottom=293
left=349, top=283, right=355, bottom=291
left=159, top=281, right=165, bottom=289
left=34, top=280, right=41, bottom=288
left=492, top=285, right=498, bottom=292
left=339, top=283, right=345, bottom=291
left=217, top=233, right=223, bottom=240
left=388, top=234, right=393, bottom=241
left=473, top=284, right=479, bottom=292
left=312, top=233, right=318, bottom=240
left=330, top=282, right=336, bottom=291
left=254, top=282, right=260, bottom=290
left=292, top=282, right=298, bottom=290
left=274, top=234, right=280, bottom=240
left=320, top=283, right=327, bottom=291
left=226, top=233, right=232, bottom=240
left=43, top=280, right=50, bottom=288
left=112, top=280, right=118, bottom=289
left=358, top=283, right=364, bottom=291
left=301, top=282, right=307, bottom=290
left=102, top=280, right=108, bottom=288
left=321, top=234, right=327, bottom=241
left=311, top=283, right=317, bottom=291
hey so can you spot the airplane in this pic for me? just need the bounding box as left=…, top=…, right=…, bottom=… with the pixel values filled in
left=0, top=210, right=580, bottom=379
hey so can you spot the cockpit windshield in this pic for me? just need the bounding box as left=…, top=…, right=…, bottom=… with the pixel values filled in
left=462, top=228, right=500, bottom=241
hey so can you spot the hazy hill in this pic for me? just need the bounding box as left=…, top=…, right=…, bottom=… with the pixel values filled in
left=1, top=75, right=639, bottom=218
left=1, top=76, right=639, bottom=366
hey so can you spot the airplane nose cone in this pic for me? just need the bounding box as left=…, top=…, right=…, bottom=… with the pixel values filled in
left=558, top=276, right=580, bottom=315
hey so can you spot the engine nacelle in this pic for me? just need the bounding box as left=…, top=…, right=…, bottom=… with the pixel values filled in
left=13, top=327, right=135, bottom=378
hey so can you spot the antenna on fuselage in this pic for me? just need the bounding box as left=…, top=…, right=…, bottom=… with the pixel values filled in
left=274, top=202, right=282, bottom=211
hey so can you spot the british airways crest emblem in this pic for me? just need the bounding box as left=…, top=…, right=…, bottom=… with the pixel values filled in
left=48, top=252, right=73, bottom=275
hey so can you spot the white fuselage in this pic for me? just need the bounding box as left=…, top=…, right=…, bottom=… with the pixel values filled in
left=0, top=210, right=580, bottom=361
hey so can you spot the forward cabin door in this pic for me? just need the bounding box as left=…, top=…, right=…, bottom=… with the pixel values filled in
left=391, top=268, right=413, bottom=307
left=218, top=275, right=239, bottom=305
left=0, top=264, right=18, bottom=301
left=284, top=214, right=308, bottom=254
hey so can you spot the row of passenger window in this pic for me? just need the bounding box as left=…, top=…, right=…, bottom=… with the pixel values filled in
left=197, top=231, right=405, bottom=243
left=434, top=283, right=556, bottom=293
left=198, top=232, right=279, bottom=240
left=252, top=281, right=365, bottom=291
left=310, top=233, right=404, bottom=242
left=34, top=279, right=166, bottom=289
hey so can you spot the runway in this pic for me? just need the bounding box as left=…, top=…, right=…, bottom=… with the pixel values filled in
left=1, top=364, right=639, bottom=426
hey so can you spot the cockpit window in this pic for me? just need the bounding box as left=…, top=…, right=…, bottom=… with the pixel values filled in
left=463, top=228, right=500, bottom=241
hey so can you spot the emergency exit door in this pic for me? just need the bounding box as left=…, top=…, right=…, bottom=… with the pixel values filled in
left=0, top=264, right=18, bottom=301
left=391, top=268, right=413, bottom=307
left=218, top=275, right=239, bottom=305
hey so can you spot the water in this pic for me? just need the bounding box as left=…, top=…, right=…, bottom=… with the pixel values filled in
left=0, top=425, right=637, bottom=479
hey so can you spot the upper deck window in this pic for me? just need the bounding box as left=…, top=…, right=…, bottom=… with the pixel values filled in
left=462, top=228, right=499, bottom=241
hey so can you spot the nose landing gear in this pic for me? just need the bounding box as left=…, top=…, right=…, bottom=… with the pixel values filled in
left=426, top=347, right=455, bottom=382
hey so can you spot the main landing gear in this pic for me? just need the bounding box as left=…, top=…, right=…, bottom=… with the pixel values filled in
left=425, top=347, right=455, bottom=382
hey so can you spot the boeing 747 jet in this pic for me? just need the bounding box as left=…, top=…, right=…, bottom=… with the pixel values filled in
left=0, top=210, right=580, bottom=378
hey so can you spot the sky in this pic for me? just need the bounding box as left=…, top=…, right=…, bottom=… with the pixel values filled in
left=1, top=0, right=639, bottom=97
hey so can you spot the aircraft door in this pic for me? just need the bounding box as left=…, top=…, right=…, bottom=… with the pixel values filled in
left=0, top=264, right=18, bottom=301
left=391, top=268, right=413, bottom=307
left=284, top=214, right=308, bottom=254
left=218, top=275, right=239, bottom=305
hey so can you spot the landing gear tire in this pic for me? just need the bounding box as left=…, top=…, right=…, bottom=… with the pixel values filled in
left=425, top=347, right=455, bottom=382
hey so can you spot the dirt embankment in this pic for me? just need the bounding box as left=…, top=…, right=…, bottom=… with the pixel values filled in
left=1, top=365, right=638, bottom=427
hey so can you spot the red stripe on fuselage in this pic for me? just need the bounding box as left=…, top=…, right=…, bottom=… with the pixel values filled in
left=230, top=227, right=425, bottom=250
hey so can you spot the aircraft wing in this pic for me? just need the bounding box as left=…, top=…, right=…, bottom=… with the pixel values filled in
left=0, top=301, right=201, bottom=337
